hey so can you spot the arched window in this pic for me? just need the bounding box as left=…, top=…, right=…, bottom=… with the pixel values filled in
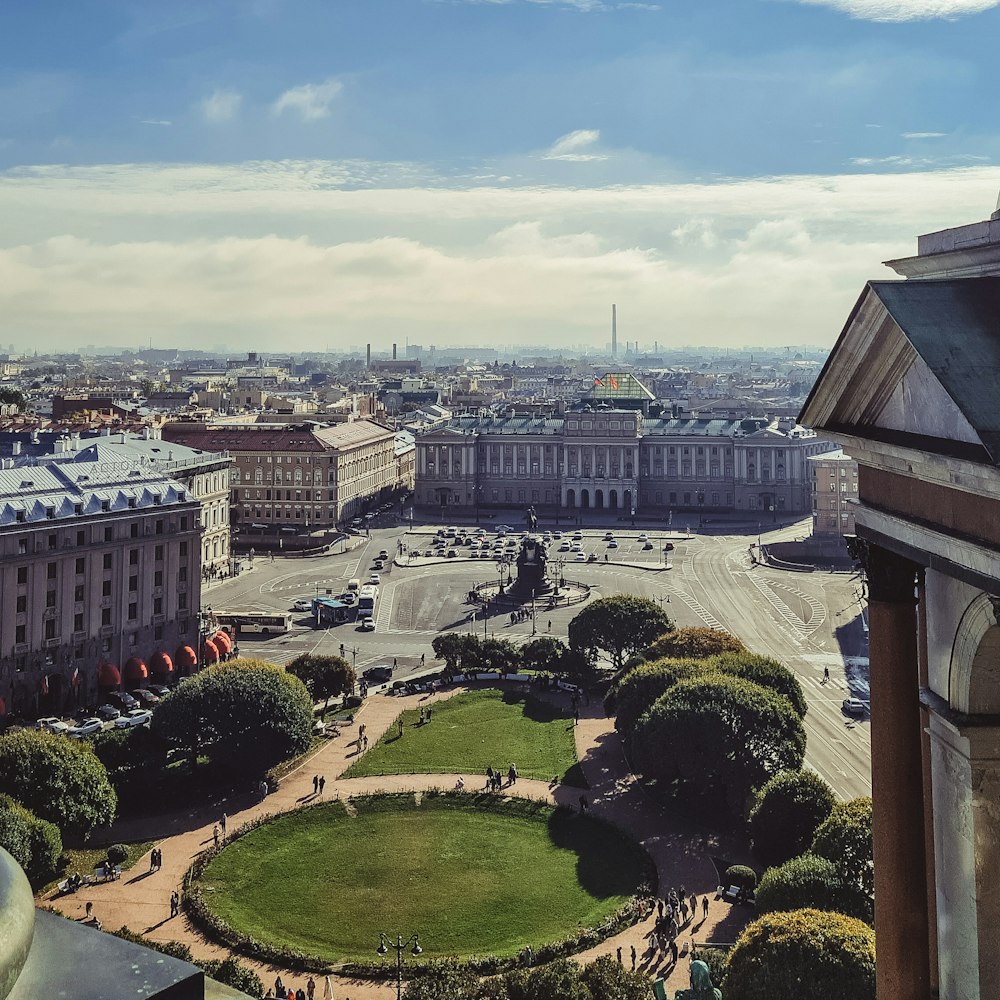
left=294, top=468, right=303, bottom=485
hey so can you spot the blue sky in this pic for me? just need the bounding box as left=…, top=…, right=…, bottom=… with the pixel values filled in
left=1, top=0, right=999, bottom=351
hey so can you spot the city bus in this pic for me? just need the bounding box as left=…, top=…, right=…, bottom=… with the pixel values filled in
left=214, top=611, right=292, bottom=635
left=357, top=585, right=379, bottom=616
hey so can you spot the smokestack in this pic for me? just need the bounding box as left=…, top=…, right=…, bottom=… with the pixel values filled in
left=612, top=304, right=617, bottom=357
left=366, top=344, right=371, bottom=368
left=392, top=343, right=397, bottom=360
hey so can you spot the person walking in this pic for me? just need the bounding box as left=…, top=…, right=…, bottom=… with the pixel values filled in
left=220, top=813, right=227, bottom=838
left=616, top=946, right=622, bottom=965
left=213, top=824, right=220, bottom=848
left=689, top=894, right=698, bottom=921
left=630, top=944, right=637, bottom=970
left=399, top=719, right=404, bottom=737
left=486, top=766, right=494, bottom=789
left=508, top=763, right=517, bottom=785
left=85, top=901, right=93, bottom=920
left=307, top=977, right=316, bottom=1000
left=823, top=665, right=830, bottom=684
left=319, top=776, right=326, bottom=795
left=170, top=891, right=180, bottom=918
left=669, top=938, right=678, bottom=966
left=702, top=896, right=709, bottom=919
left=313, top=775, right=319, bottom=795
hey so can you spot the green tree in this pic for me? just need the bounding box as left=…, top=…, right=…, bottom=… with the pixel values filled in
left=756, top=853, right=873, bottom=924
left=0, top=729, right=116, bottom=837
left=432, top=633, right=481, bottom=672
left=579, top=954, right=653, bottom=1000
left=710, top=653, right=808, bottom=718
left=0, top=793, right=62, bottom=887
left=606, top=658, right=704, bottom=734
left=201, top=957, right=264, bottom=997
left=724, top=908, right=875, bottom=1000
left=749, top=769, right=836, bottom=868
left=568, top=596, right=673, bottom=673
left=811, top=796, right=874, bottom=899
left=630, top=675, right=806, bottom=816
left=644, top=626, right=746, bottom=662
left=521, top=636, right=567, bottom=673
left=0, top=388, right=26, bottom=409
left=93, top=725, right=169, bottom=785
left=480, top=637, right=520, bottom=674
left=152, top=659, right=312, bottom=774
left=286, top=653, right=356, bottom=714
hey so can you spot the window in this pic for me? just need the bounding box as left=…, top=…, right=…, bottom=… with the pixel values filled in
left=154, top=597, right=163, bottom=615
left=128, top=602, right=138, bottom=621
left=47, top=562, right=57, bottom=579
left=101, top=608, right=112, bottom=627
left=16, top=595, right=26, bottom=613
left=104, top=526, right=113, bottom=542
left=130, top=523, right=139, bottom=538
left=155, top=519, right=163, bottom=535
left=102, top=580, right=112, bottom=597
left=129, top=549, right=139, bottom=565
left=15, top=624, right=25, bottom=645
left=155, top=545, right=164, bottom=560
left=103, top=553, right=113, bottom=569
left=74, top=613, right=84, bottom=633
left=43, top=619, right=56, bottom=639
left=179, top=593, right=187, bottom=610
left=17, top=566, right=27, bottom=584
left=180, top=541, right=188, bottom=556
left=129, top=575, right=138, bottom=592
left=48, top=533, right=57, bottom=549
left=74, top=584, right=84, bottom=602
left=154, top=570, right=163, bottom=587
left=75, top=557, right=85, bottom=574
left=46, top=590, right=56, bottom=608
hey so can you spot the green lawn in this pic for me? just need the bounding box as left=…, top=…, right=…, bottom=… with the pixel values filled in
left=343, top=689, right=582, bottom=784
left=200, top=795, right=648, bottom=962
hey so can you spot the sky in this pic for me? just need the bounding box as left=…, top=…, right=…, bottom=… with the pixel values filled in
left=1, top=0, right=1000, bottom=354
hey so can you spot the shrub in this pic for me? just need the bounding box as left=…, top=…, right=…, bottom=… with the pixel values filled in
left=709, top=653, right=808, bottom=718
left=0, top=729, right=116, bottom=837
left=111, top=926, right=193, bottom=962
left=725, top=865, right=758, bottom=892
left=606, top=658, right=704, bottom=734
left=811, top=796, right=873, bottom=899
left=644, top=627, right=745, bottom=662
left=749, top=770, right=836, bottom=868
left=0, top=793, right=62, bottom=887
left=201, top=957, right=264, bottom=997
left=756, top=853, right=873, bottom=924
left=106, top=843, right=128, bottom=866
left=724, top=908, right=875, bottom=1000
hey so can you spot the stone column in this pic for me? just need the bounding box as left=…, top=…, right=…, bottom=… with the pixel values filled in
left=866, top=543, right=930, bottom=1000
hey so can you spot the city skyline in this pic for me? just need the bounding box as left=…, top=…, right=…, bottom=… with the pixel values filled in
left=1, top=0, right=999, bottom=351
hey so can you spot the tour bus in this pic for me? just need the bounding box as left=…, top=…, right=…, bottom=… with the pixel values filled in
left=357, top=584, right=379, bottom=616
left=214, top=611, right=292, bottom=635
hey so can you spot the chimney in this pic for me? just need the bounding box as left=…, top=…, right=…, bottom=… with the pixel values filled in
left=12, top=440, right=21, bottom=456
left=392, top=343, right=397, bottom=360
left=612, top=304, right=617, bottom=357
left=366, top=344, right=371, bottom=368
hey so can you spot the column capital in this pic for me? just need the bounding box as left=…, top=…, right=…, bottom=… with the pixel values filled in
left=847, top=537, right=919, bottom=604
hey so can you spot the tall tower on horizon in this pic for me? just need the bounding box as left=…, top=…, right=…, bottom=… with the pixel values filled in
left=612, top=304, right=617, bottom=358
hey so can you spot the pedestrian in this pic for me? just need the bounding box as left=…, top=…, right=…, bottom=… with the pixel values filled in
left=220, top=813, right=227, bottom=838
left=574, top=706, right=580, bottom=725
left=669, top=917, right=678, bottom=940
left=657, top=899, right=664, bottom=920
left=420, top=653, right=425, bottom=665
left=669, top=938, right=678, bottom=965
left=702, top=896, right=709, bottom=919
left=399, top=719, right=404, bottom=737
left=508, top=763, right=517, bottom=785
left=427, top=706, right=432, bottom=721
left=689, top=894, right=698, bottom=921
left=170, top=891, right=180, bottom=918
left=85, top=901, right=93, bottom=920
left=213, top=824, right=220, bottom=848
left=150, top=850, right=156, bottom=872
left=319, top=776, right=326, bottom=795
left=616, top=946, right=622, bottom=965
left=486, top=766, right=493, bottom=789
left=287, top=988, right=294, bottom=1000
left=393, top=657, right=397, bottom=669
left=363, top=735, right=368, bottom=750
left=680, top=899, right=689, bottom=924
left=630, top=944, right=637, bottom=969
left=296, top=988, right=306, bottom=1000
left=94, top=918, right=102, bottom=931
left=313, top=775, right=319, bottom=794
left=823, top=665, right=830, bottom=684
left=579, top=793, right=588, bottom=814
left=419, top=706, right=425, bottom=723
left=547, top=620, right=552, bottom=632
left=307, top=977, right=316, bottom=1000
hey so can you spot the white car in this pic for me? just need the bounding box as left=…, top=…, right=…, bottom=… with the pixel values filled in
left=842, top=698, right=868, bottom=717
left=604, top=531, right=616, bottom=541
left=575, top=551, right=587, bottom=561
left=68, top=718, right=104, bottom=740
left=359, top=616, right=376, bottom=631
left=559, top=541, right=571, bottom=551
left=572, top=532, right=583, bottom=541
left=114, top=709, right=153, bottom=729
left=36, top=717, right=70, bottom=735
left=552, top=531, right=563, bottom=539
left=637, top=533, right=649, bottom=542
left=369, top=573, right=381, bottom=585
left=445, top=526, right=458, bottom=537
left=292, top=598, right=313, bottom=612
left=571, top=542, right=583, bottom=552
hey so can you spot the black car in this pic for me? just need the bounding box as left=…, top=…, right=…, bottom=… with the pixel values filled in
left=132, top=689, right=160, bottom=708
left=147, top=684, right=171, bottom=697
left=106, top=691, right=138, bottom=712
left=363, top=665, right=393, bottom=683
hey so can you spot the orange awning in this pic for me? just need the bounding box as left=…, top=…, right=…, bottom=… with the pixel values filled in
left=175, top=646, right=198, bottom=669
left=124, top=657, right=148, bottom=682
left=98, top=662, right=121, bottom=687
left=203, top=639, right=220, bottom=664
left=213, top=631, right=233, bottom=654
left=150, top=651, right=174, bottom=676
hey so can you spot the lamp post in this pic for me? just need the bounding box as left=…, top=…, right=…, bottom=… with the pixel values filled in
left=377, top=932, right=422, bottom=1000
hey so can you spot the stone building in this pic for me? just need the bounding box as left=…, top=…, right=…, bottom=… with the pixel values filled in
left=800, top=199, right=1000, bottom=1000
left=0, top=462, right=202, bottom=717
left=163, top=419, right=398, bottom=527
left=808, top=448, right=858, bottom=536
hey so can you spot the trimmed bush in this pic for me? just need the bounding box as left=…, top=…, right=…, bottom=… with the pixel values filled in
left=0, top=793, right=62, bottom=887
left=756, top=853, right=873, bottom=924
left=709, top=653, right=808, bottom=718
left=644, top=627, right=746, bottom=662
left=724, top=908, right=875, bottom=1000
left=605, top=658, right=704, bottom=734
left=749, top=770, right=836, bottom=868
left=811, top=796, right=874, bottom=899
left=106, top=843, right=128, bottom=866
left=725, top=865, right=758, bottom=893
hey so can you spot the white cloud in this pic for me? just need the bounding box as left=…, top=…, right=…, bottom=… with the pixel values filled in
left=1, top=159, right=999, bottom=351
left=271, top=79, right=342, bottom=122
left=795, top=0, right=999, bottom=21
left=542, top=129, right=608, bottom=162
left=201, top=89, right=242, bottom=123
left=901, top=131, right=947, bottom=139
left=139, top=119, right=172, bottom=127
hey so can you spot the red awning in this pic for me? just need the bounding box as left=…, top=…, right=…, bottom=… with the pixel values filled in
left=150, top=651, right=174, bottom=676
left=97, top=662, right=122, bottom=688
left=124, top=657, right=148, bottom=682
left=213, top=631, right=233, bottom=654
left=203, top=639, right=220, bottom=664
left=175, top=646, right=198, bottom=669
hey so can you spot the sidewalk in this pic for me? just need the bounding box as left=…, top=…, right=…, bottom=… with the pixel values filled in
left=47, top=686, right=747, bottom=996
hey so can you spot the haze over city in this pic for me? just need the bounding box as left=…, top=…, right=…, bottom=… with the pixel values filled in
left=2, top=0, right=1000, bottom=351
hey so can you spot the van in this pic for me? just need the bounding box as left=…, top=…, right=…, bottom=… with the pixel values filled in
left=347, top=578, right=361, bottom=593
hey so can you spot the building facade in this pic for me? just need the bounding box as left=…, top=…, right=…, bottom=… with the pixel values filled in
left=808, top=449, right=859, bottom=536
left=163, top=420, right=398, bottom=527
left=0, top=463, right=202, bottom=717
left=415, top=412, right=834, bottom=517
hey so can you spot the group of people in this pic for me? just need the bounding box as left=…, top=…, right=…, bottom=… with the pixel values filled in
left=148, top=847, right=164, bottom=872
left=642, top=885, right=707, bottom=966
left=508, top=609, right=533, bottom=626
left=311, top=774, right=327, bottom=796
left=418, top=705, right=433, bottom=724
left=267, top=975, right=318, bottom=999
left=484, top=763, right=516, bottom=791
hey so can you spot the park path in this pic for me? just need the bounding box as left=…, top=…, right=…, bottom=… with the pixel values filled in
left=45, top=684, right=748, bottom=998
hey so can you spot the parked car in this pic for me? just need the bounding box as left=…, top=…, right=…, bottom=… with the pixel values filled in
left=68, top=718, right=104, bottom=740
left=95, top=704, right=121, bottom=721
left=637, top=533, right=649, bottom=542
left=663, top=542, right=675, bottom=552
left=292, top=598, right=314, bottom=612
left=607, top=540, right=619, bottom=549
left=359, top=616, right=376, bottom=631
left=106, top=691, right=138, bottom=712
left=36, top=717, right=70, bottom=735
left=147, top=684, right=171, bottom=698
left=575, top=552, right=587, bottom=561
left=588, top=552, right=598, bottom=562
left=559, top=541, right=571, bottom=551
left=572, top=532, right=583, bottom=541
left=604, top=531, right=615, bottom=541
left=424, top=549, right=434, bottom=557
left=447, top=549, right=458, bottom=558
left=842, top=698, right=869, bottom=717
left=642, top=541, right=654, bottom=551
left=571, top=542, right=583, bottom=552
left=132, top=689, right=160, bottom=708
left=115, top=709, right=153, bottom=729
left=363, top=665, right=393, bottom=682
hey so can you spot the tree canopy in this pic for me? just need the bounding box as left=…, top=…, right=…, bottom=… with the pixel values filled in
left=521, top=636, right=567, bottom=673
left=709, top=653, right=808, bottom=718
left=0, top=793, right=62, bottom=887
left=756, top=853, right=873, bottom=924
left=724, top=908, right=875, bottom=1000
left=644, top=626, right=745, bottom=662
left=568, top=595, right=672, bottom=673
left=286, top=653, right=356, bottom=712
left=606, top=658, right=704, bottom=734
left=811, top=796, right=874, bottom=899
left=749, top=769, right=836, bottom=868
left=432, top=633, right=482, bottom=672
left=152, top=658, right=313, bottom=773
left=630, top=674, right=806, bottom=816
left=0, top=729, right=116, bottom=837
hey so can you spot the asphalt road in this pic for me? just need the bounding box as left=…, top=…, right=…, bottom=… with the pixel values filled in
left=209, top=517, right=871, bottom=800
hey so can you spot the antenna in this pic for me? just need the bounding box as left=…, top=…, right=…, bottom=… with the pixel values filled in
left=612, top=304, right=617, bottom=358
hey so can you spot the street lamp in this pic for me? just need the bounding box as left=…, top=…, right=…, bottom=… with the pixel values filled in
left=377, top=932, right=422, bottom=1000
